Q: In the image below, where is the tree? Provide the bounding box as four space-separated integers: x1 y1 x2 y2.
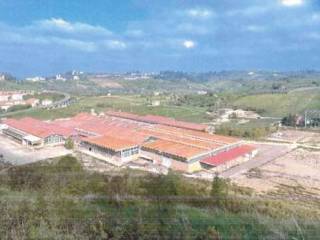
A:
64 138 74 149
210 175 228 208
281 114 297 127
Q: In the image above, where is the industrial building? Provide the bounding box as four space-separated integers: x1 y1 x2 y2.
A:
0 117 71 148
0 111 257 173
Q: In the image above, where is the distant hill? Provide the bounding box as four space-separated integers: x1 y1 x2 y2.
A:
2 70 320 95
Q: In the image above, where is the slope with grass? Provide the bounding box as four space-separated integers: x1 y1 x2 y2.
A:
0 155 319 239
233 89 320 117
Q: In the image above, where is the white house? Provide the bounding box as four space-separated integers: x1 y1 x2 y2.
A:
41 99 53 106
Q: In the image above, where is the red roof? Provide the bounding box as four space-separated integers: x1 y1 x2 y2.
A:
142 139 206 160
200 145 256 167
3 117 72 138
84 135 138 151
143 115 207 131
106 111 207 132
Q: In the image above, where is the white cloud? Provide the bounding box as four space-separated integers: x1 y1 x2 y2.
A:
0 29 97 52
281 0 304 7
40 18 73 31
245 25 267 33
104 40 127 50
185 8 214 19
52 38 97 52
183 40 196 49
35 18 112 36
227 6 271 17
176 23 209 35
0 19 128 53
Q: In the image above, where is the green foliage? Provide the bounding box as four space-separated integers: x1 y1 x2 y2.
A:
55 155 82 172
215 125 274 139
281 114 300 127
210 176 228 208
64 138 74 149
7 104 31 112
0 156 320 239
233 89 320 117
23 92 65 102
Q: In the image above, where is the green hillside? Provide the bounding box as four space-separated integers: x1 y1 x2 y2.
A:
0 155 319 239
233 88 320 117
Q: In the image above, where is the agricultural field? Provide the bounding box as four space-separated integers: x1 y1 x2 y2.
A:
23 92 65 102
3 95 209 123
232 88 320 117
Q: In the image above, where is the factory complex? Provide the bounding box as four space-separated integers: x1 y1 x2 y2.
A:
0 111 257 173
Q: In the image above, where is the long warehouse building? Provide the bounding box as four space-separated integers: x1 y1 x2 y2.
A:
0 111 257 173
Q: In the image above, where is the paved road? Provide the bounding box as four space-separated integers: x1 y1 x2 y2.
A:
0 90 72 118
0 135 72 165
220 143 295 179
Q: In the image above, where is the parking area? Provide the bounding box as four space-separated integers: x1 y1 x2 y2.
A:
0 134 72 165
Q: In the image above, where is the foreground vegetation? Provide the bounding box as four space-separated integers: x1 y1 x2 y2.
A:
0 155 319 239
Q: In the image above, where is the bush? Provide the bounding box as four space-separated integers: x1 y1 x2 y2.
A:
7 104 31 112
55 155 82 172
64 138 74 149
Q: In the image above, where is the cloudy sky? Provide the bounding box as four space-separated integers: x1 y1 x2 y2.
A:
0 0 319 77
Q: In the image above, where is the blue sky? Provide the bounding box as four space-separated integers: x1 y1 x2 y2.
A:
0 0 319 77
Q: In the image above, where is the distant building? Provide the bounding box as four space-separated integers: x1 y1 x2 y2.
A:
197 90 208 95
41 99 53 106
0 105 11 112
151 100 161 106
56 74 66 81
25 98 40 107
0 94 10 102
25 76 46 82
10 93 24 101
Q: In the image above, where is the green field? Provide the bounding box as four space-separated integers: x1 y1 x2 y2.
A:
233 89 320 117
23 92 65 102
3 95 209 123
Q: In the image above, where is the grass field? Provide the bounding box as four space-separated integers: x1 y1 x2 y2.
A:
3 95 209 123
233 89 320 117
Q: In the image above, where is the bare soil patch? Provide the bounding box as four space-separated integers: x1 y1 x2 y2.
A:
234 148 320 196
